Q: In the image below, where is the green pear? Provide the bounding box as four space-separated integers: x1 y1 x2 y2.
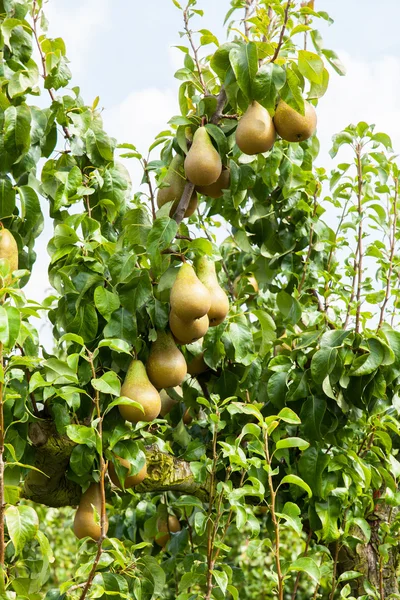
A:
119 360 161 423
170 263 211 321
273 100 317 142
196 167 230 199
157 154 198 218
187 352 209 376
108 455 147 489
0 228 18 283
160 386 182 417
196 256 229 326
146 331 187 389
73 483 108 541
184 127 222 186
169 311 209 345
155 515 181 547
235 101 276 155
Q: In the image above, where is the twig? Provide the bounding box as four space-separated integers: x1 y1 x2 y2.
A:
377 177 398 329
183 5 207 94
16 344 41 418
291 529 312 600
355 144 364 334
172 182 195 225
298 191 318 293
329 541 340 600
79 353 107 600
205 409 220 600
142 159 157 221
31 1 71 141
324 198 351 312
244 0 254 37
264 428 284 600
0 343 4 569
210 89 227 125
270 0 292 63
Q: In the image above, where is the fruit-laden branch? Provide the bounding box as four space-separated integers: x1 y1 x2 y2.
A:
23 422 209 507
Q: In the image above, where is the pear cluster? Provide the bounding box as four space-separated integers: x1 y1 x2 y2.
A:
235 99 317 156
169 258 229 344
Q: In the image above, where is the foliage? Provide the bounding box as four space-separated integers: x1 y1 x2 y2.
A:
0 0 400 599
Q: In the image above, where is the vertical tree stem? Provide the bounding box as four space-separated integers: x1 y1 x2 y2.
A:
79 353 107 600
298 191 318 293
264 428 284 600
183 4 207 94
0 343 4 569
378 177 398 329
329 541 340 600
270 0 292 63
355 144 364 333
205 410 219 600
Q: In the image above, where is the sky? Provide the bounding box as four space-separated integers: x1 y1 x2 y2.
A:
25 0 400 346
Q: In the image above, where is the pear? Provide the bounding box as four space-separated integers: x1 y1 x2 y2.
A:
155 515 181 547
146 331 187 389
119 360 161 423
235 101 276 155
0 228 18 283
184 127 222 186
187 352 209 376
170 263 211 321
108 455 147 489
196 257 229 326
157 155 198 218
274 100 317 142
160 386 181 417
233 274 259 298
170 312 209 345
73 483 108 541
183 407 193 425
196 168 230 199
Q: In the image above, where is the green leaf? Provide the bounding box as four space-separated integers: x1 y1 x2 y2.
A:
277 291 301 324
321 49 346 76
94 286 120 321
0 307 9 345
104 395 145 416
5 306 20 349
320 329 349 348
298 50 324 84
98 338 131 354
229 42 258 99
92 371 121 396
253 310 276 356
65 425 97 448
3 104 31 166
315 496 341 542
276 502 302 535
5 505 39 556
267 372 287 408
349 338 384 376
276 437 309 451
337 571 363 584
288 557 320 582
311 347 337 384
212 570 228 594
278 407 301 424
0 177 16 217
103 308 136 343
280 474 312 498
298 447 329 497
300 396 326 441
70 444 95 476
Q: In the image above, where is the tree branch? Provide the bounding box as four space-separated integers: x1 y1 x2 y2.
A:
378 176 398 329
172 182 195 225
355 144 364 334
142 159 157 221
183 5 208 94
210 88 227 125
270 0 292 63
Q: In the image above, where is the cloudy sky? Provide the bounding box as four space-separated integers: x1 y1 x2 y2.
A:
27 0 400 344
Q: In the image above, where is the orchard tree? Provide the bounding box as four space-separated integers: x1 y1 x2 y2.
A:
0 0 400 599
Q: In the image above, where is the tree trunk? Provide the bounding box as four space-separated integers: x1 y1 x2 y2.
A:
23 421 209 507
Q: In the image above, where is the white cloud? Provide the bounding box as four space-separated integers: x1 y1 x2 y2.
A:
317 52 400 165
102 87 178 187
45 0 111 74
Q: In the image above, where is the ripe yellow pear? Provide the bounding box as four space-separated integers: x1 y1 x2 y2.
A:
170 312 209 345
119 360 161 423
184 127 222 186
0 228 18 283
146 331 187 389
235 101 276 155
73 483 108 541
155 515 181 547
159 386 181 417
196 168 230 199
170 263 211 321
196 256 229 327
157 154 198 218
274 100 317 142
187 352 209 376
108 455 147 489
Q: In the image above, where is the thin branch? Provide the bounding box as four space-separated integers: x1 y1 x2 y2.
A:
172 182 195 225
264 428 284 600
355 144 364 334
31 1 71 140
329 541 340 600
270 0 292 63
298 191 318 293
79 354 107 600
291 529 312 600
244 0 254 37
0 343 4 569
378 177 398 329
210 88 227 125
142 159 157 221
324 197 351 312
183 5 208 94
205 409 219 600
